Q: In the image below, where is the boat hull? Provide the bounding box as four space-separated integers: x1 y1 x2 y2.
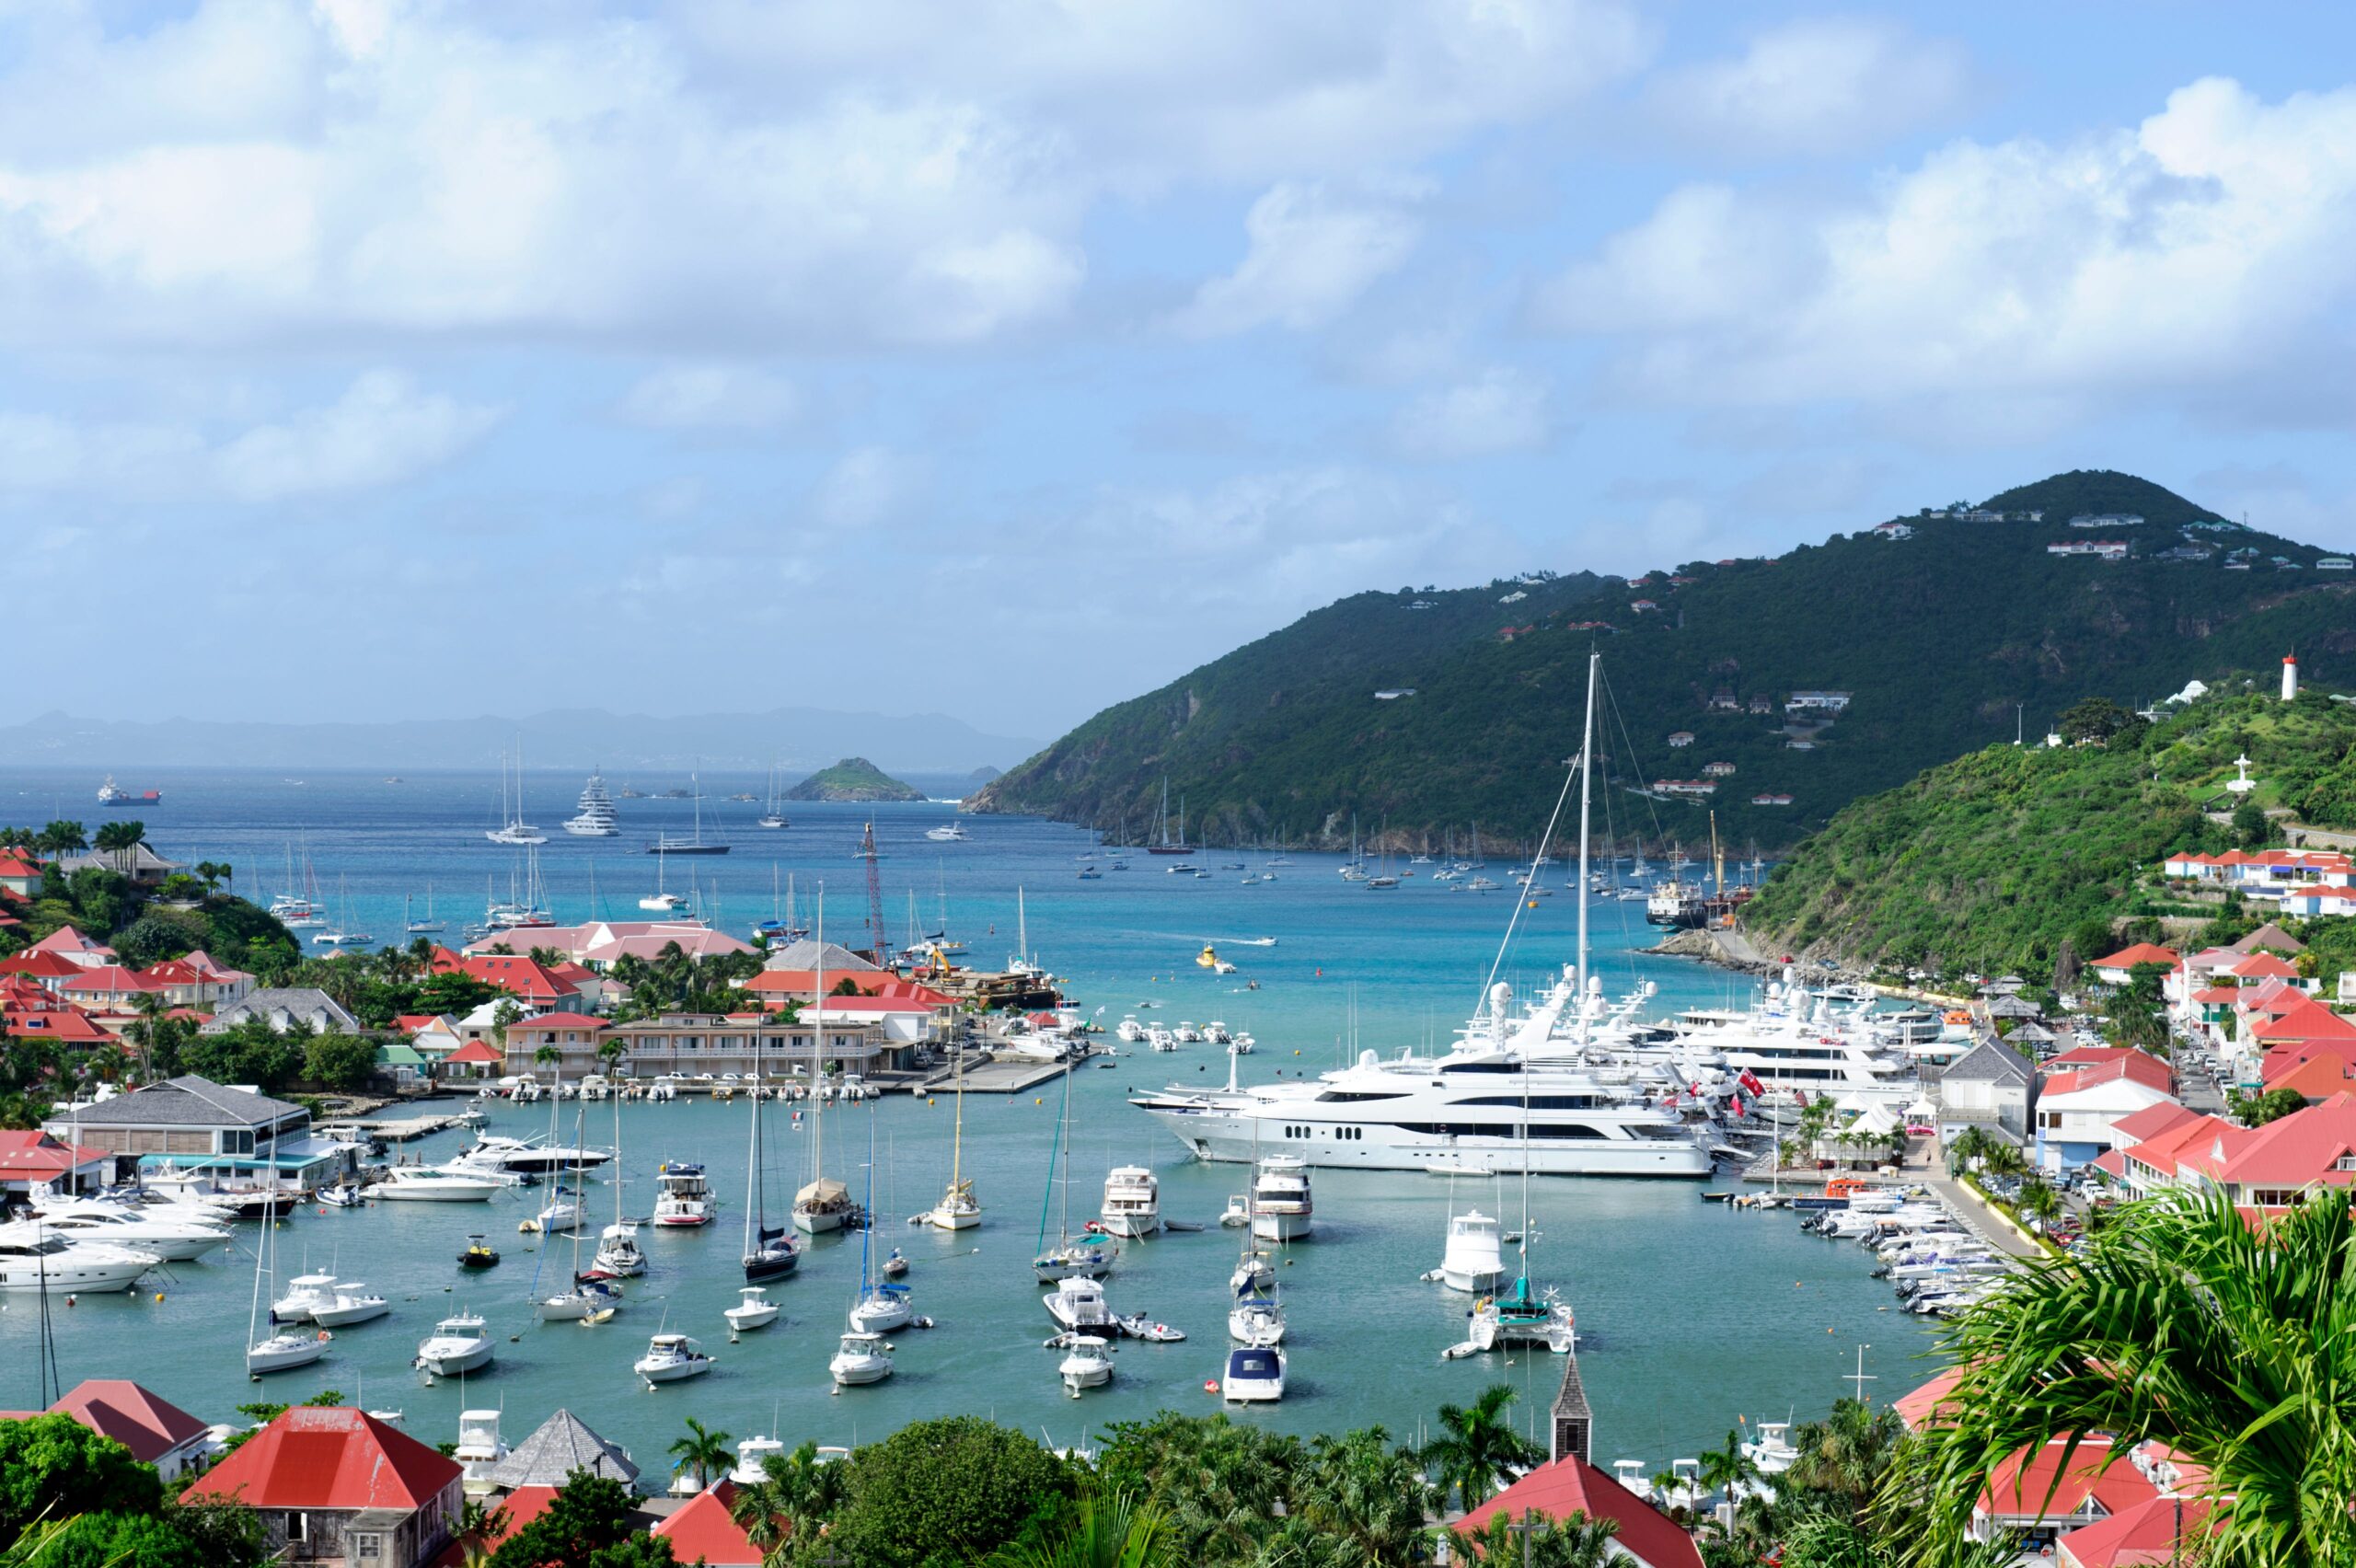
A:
1250 1212 1311 1242
636 1357 712 1385
248 1336 329 1376
312 1299 389 1328
725 1306 780 1332
1100 1215 1160 1239
831 1357 893 1386
792 1208 848 1235
1149 1113 1712 1178
417 1343 494 1377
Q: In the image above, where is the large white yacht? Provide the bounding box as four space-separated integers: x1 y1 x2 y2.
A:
1132 978 1713 1178
0 1226 160 1292
566 770 620 836
1666 977 1919 1113
1248 1157 1312 1241
1100 1167 1161 1239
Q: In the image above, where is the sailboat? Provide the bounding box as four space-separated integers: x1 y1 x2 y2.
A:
537 1101 621 1320
639 848 687 914
1228 1159 1286 1346
921 1049 981 1230
1148 778 1194 854
831 1136 900 1387
793 901 856 1234
593 1090 646 1277
488 745 549 846
270 837 327 928
310 873 372 948
1034 1065 1112 1282
1467 651 1598 1359
757 763 789 831
405 885 445 935
849 1110 913 1332
246 1169 327 1377
742 1067 799 1282
648 767 732 855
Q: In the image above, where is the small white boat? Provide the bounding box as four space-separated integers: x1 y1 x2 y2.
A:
414 1313 495 1378
1102 1167 1161 1239
849 1282 913 1334
455 1409 509 1496
1057 1334 1114 1397
1045 1275 1116 1333
311 1284 391 1328
1228 1289 1286 1346
368 1168 505 1203
1114 1016 1146 1043
1219 1194 1251 1228
830 1331 895 1386
1438 1210 1506 1294
925 823 968 842
523 1194 584 1234
1221 1344 1286 1403
634 1332 714 1387
595 1223 647 1276
724 1287 779 1332
247 1330 329 1378
271 1270 340 1323
1425 1157 1496 1179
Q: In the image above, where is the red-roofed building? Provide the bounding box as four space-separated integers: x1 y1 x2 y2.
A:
2260 1043 2356 1102
444 1040 505 1077
0 949 89 993
37 1379 214 1480
2117 1112 2242 1197
2232 952 2301 981
2059 1493 2215 1568
1894 1365 1967 1432
2181 1091 2356 1216
28 927 116 969
498 1013 609 1079
138 955 255 1009
1973 1437 2160 1553
2248 998 2356 1051
1456 1455 1703 1567
2035 1049 2181 1173
0 1129 111 1196
452 954 574 1009
653 1480 764 1565
2091 944 2179 986
54 965 170 1010
183 1404 461 1567
6 1008 116 1047
0 853 43 899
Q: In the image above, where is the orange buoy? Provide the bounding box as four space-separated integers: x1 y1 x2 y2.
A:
1204 1379 1219 1393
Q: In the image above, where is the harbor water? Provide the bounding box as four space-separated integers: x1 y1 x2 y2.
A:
0 768 1934 1469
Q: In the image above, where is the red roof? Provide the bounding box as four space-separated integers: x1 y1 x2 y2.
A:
182 1405 459 1513
6 1010 113 1043
0 951 86 980
57 966 169 997
514 1012 606 1032
2039 1048 2172 1096
2258 1049 2356 1099
2190 986 2242 1006
0 1129 107 1177
2109 1101 2200 1146
2122 1113 2240 1179
2092 943 2179 973
446 1041 505 1066
1894 1365 1967 1431
2089 1148 2128 1179
453 954 572 1003
1979 1437 2156 1522
2206 1091 2356 1193
2231 953 2300 980
0 853 43 881
1457 1456 1703 1567
44 1379 208 1464
2059 1493 2214 1568
29 928 111 958
653 1481 763 1566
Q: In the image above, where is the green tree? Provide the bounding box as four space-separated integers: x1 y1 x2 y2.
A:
0 1414 162 1539
304 1031 380 1094
489 1470 676 1568
1095 1412 1298 1566
91 820 146 857
2234 1085 2308 1126
1423 1384 1545 1513
1783 1398 1903 1520
976 1487 1172 1568
2015 1177 2062 1228
1695 1427 1762 1505
37 821 87 855
2054 698 2134 745
731 1440 850 1564
2232 799 2270 847
827 1416 1076 1568
1894 1185 2356 1566
492 997 523 1061
1280 1427 1437 1567
1455 1508 1620 1567
666 1417 733 1492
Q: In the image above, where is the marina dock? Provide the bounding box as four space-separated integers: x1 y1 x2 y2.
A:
912 1057 1075 1095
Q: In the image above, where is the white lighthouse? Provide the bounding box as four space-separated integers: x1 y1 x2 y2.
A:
2283 651 2300 702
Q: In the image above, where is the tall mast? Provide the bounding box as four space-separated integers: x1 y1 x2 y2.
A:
1576 650 1597 1044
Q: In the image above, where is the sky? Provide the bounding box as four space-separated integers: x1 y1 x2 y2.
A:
8 0 2356 735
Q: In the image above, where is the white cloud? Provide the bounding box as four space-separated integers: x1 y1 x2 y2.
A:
1179 182 1424 335
1540 78 2356 415
1646 18 1971 158
213 372 502 501
810 446 930 532
618 364 803 432
1392 367 1553 460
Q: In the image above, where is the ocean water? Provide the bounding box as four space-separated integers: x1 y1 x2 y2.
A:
0 768 1931 1470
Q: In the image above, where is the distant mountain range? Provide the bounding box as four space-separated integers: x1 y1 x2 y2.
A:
974 471 2356 849
0 707 1045 774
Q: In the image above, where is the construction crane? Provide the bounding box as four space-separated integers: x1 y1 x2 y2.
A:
860 820 890 967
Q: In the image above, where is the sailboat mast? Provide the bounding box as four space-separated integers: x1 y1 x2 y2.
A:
1576 651 1598 1043
744 1065 762 1255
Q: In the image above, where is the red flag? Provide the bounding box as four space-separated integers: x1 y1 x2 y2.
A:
1730 1093 1747 1119
1738 1068 1767 1097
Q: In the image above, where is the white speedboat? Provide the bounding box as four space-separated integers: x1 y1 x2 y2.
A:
368 1168 505 1203
595 1223 647 1276
731 1434 786 1483
1101 1167 1161 1239
925 823 968 842
1221 1344 1287 1403
830 1331 895 1386
1228 1289 1286 1346
456 1136 614 1177
725 1287 779 1332
271 1270 341 1323
1115 1016 1146 1043
311 1284 391 1328
1249 1156 1312 1242
0 1227 158 1292
1045 1275 1117 1333
1058 1335 1114 1397
455 1410 509 1497
1439 1210 1506 1293
634 1332 713 1387
414 1313 495 1378
247 1330 329 1377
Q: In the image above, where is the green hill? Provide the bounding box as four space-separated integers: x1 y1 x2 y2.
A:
1738 690 2356 978
975 470 2356 848
785 757 925 802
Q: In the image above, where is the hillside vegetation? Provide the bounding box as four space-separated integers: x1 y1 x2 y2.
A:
1739 691 2356 977
785 756 925 802
976 471 2356 849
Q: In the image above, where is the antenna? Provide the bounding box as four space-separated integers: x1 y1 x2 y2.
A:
1844 1343 1877 1403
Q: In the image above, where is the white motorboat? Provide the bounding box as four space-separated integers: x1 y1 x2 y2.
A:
1221 1344 1287 1403
414 1313 495 1378
0 1227 158 1293
594 1222 647 1276
311 1284 391 1328
1114 1016 1146 1043
652 1162 714 1228
634 1332 714 1387
1219 1193 1250 1228
1101 1167 1161 1239
456 1135 614 1177
1057 1335 1114 1397
1228 1288 1286 1346
725 1286 780 1332
731 1434 786 1484
830 1331 895 1386
925 823 968 842
28 1200 230 1261
1045 1275 1116 1333
271 1274 340 1325
1439 1210 1505 1293
368 1168 506 1203
1249 1156 1312 1242
247 1330 329 1377
455 1410 509 1497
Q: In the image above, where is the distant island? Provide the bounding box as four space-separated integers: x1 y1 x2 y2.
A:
785 757 926 802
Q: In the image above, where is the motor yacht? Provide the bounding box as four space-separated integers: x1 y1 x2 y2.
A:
367 1167 507 1203
1044 1276 1116 1333
652 1162 714 1228
456 1410 509 1497
414 1313 495 1378
566 771 620 836
1438 1209 1505 1292
1249 1157 1312 1241
1057 1335 1114 1396
312 1284 391 1328
456 1136 613 1176
925 823 968 842
634 1332 714 1387
724 1286 779 1332
1101 1167 1161 1238
1221 1345 1287 1403
0 1226 159 1292
271 1270 341 1322
29 1202 230 1261
830 1331 895 1386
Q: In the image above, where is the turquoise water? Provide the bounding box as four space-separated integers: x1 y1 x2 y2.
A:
0 769 1932 1470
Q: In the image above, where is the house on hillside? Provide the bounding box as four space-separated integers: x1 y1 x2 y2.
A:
1938 1037 2035 1143
1748 694 1775 714
55 843 185 886
2048 539 2131 560
1665 731 1694 748
182 1406 461 1568
3 1380 217 1482
202 987 360 1035
2069 513 2146 528
1703 761 1737 778
1784 690 1851 713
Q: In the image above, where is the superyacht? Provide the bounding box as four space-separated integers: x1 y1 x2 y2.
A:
566 770 620 836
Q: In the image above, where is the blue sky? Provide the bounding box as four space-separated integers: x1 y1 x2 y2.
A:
7 1 2356 733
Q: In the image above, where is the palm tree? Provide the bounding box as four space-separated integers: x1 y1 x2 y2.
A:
1457 1507 1619 1567
534 1044 559 1092
977 1487 1172 1568
2015 1178 2062 1228
1895 1184 2356 1567
37 821 87 856
1695 1427 1761 1506
124 992 172 1082
730 1441 849 1564
1288 1428 1436 1566
1425 1384 1546 1513
667 1416 733 1492
1944 1125 1990 1175
1978 1140 2027 1181
1784 1398 1902 1516
597 1035 627 1085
